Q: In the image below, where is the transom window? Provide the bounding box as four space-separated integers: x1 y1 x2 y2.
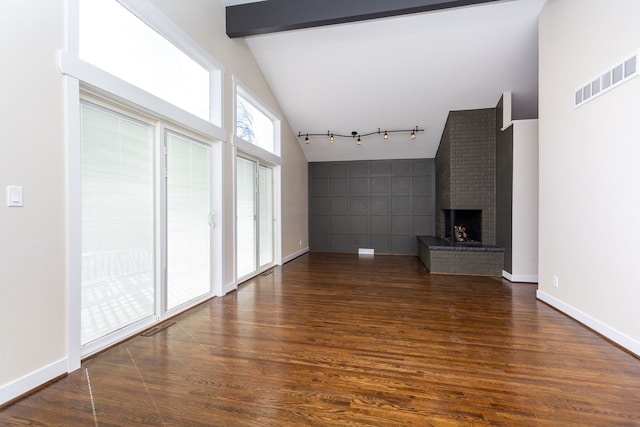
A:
79 0 213 122
235 86 279 157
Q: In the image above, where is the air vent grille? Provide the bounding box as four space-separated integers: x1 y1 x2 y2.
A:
574 50 638 108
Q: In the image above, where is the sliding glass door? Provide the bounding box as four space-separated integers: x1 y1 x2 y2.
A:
236 156 274 280
80 100 215 352
258 164 274 268
236 157 257 278
80 102 156 346
166 131 212 310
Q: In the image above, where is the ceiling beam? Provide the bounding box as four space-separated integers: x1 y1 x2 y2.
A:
226 0 502 38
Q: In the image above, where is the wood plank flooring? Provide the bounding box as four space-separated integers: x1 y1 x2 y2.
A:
2 252 640 425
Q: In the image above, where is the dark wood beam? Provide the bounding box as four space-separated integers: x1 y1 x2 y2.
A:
226 0 502 38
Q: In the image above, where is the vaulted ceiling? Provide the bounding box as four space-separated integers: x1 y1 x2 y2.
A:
220 0 545 162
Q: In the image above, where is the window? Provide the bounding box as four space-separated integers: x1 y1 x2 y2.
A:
80 98 214 354
234 83 280 162
166 131 212 310
233 81 280 283
236 94 275 153
67 0 224 132
80 101 156 346
64 0 224 362
236 156 275 280
79 0 211 121
236 156 257 278
258 164 274 267
79 97 217 356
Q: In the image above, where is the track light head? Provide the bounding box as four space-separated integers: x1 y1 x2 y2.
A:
411 126 419 139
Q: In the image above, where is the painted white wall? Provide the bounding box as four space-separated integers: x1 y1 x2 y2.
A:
538 0 640 354
511 120 538 281
0 0 308 404
0 0 67 392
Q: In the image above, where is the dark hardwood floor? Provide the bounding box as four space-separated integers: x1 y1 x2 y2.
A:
2 252 640 426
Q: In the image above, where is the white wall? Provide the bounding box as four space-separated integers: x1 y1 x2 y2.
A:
538 0 640 355
0 0 68 399
511 120 538 281
0 0 308 404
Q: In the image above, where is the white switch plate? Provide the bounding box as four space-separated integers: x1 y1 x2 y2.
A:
7 185 23 207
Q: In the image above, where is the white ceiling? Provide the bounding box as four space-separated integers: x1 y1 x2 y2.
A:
221 0 545 162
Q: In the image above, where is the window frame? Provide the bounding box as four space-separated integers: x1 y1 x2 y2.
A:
76 90 224 358
233 153 281 285
61 0 225 139
63 0 225 371
233 77 282 166
78 96 159 356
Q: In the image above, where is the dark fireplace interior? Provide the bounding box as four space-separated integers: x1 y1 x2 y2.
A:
444 209 482 245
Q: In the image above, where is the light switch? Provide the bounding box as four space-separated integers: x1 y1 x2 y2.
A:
7 185 23 207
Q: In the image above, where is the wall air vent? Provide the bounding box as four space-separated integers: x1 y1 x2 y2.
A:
574 50 638 108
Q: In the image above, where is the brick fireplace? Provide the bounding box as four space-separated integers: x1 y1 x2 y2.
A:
436 108 496 245
444 209 482 245
418 108 504 275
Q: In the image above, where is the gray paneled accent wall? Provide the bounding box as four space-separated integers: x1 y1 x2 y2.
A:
309 159 436 255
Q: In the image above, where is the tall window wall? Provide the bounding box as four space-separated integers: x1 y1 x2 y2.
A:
234 82 281 282
63 0 224 360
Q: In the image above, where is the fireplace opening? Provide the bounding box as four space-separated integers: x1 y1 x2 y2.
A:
444 209 482 245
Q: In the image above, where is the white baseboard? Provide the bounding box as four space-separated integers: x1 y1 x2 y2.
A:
0 358 67 406
502 270 538 283
223 280 237 295
282 247 309 264
537 290 640 357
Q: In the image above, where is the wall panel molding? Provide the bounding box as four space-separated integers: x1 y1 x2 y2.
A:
309 159 435 255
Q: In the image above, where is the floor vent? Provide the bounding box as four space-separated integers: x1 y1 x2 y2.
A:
574 50 638 108
261 269 274 276
141 321 176 337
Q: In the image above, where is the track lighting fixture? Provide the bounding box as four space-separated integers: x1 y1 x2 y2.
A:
298 126 422 145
